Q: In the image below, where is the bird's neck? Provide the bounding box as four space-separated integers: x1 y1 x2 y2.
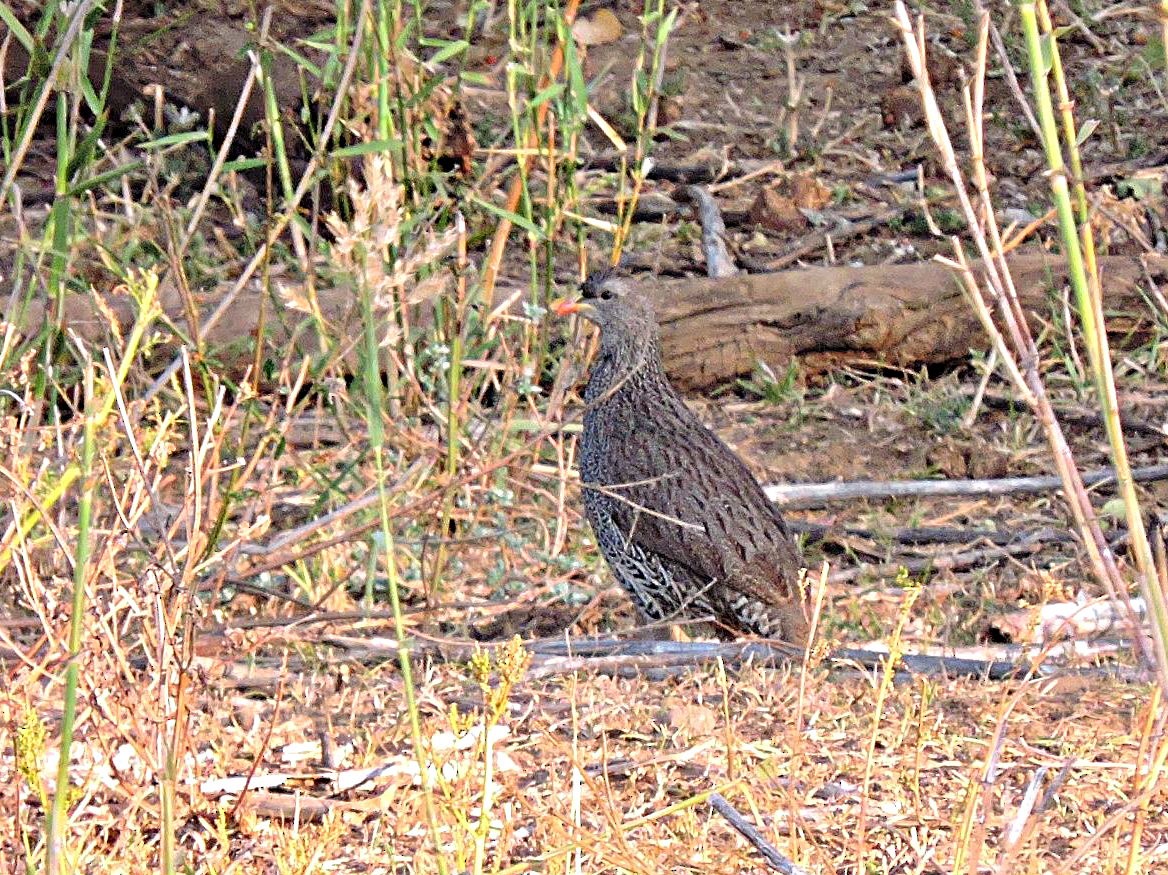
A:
585 336 669 404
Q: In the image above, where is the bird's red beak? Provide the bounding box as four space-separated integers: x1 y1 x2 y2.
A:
551 297 583 317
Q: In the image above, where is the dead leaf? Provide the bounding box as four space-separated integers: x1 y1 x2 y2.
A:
665 699 718 741
749 187 808 233
572 9 623 47
789 172 831 210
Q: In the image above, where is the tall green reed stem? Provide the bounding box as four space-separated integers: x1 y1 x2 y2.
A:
1018 0 1168 692
612 0 675 263
359 261 450 873
45 363 96 874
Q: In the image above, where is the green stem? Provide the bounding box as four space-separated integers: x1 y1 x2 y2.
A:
45 364 97 874
259 46 295 205
360 258 449 874
1018 0 1168 691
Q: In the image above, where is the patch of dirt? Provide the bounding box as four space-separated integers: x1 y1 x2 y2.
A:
583 0 1167 269
5 2 1168 870
12 1 1167 251
7 0 1165 649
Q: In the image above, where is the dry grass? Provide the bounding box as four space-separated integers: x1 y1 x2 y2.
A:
4 623 1165 871
2 0 1167 872
2 314 1165 871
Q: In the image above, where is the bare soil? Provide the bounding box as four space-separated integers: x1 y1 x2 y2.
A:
4 0 1168 871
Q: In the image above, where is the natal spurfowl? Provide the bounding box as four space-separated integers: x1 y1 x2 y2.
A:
555 272 811 644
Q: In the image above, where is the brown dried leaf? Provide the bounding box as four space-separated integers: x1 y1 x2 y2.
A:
749 187 808 233
665 699 718 740
789 172 832 210
572 8 623 47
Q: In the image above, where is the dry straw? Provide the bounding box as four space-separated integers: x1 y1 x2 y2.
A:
891 0 1168 694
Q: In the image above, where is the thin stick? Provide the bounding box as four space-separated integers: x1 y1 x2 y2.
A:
963 347 998 427
986 17 1043 142
761 208 899 271
764 463 1168 509
680 185 738 277
709 793 810 875
826 539 1045 584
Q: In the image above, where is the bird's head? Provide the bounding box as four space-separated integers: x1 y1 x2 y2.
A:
552 271 658 353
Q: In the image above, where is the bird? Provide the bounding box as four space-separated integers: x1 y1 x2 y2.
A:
554 271 811 645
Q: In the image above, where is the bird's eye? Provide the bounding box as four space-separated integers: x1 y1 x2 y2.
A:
599 288 615 300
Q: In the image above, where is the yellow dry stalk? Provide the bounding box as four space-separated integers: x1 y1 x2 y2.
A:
0 269 161 576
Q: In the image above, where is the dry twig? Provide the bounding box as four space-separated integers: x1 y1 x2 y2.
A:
765 462 1168 509
709 793 810 875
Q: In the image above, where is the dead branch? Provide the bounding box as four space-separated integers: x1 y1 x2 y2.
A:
709 793 810 875
788 519 1080 547
650 253 1168 389
765 463 1168 510
677 185 738 277
22 253 1167 391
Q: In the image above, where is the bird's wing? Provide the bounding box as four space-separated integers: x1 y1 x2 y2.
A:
590 401 810 640
597 405 801 593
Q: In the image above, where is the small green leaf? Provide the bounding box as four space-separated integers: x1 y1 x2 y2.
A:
303 25 338 47
331 138 403 158
272 41 322 79
1099 497 1128 520
80 74 102 118
562 27 588 117
426 39 469 66
1074 118 1099 146
1038 33 1055 76
221 157 268 173
67 160 144 196
460 70 491 87
530 82 565 108
0 4 36 54
140 130 211 150
657 7 678 45
469 195 543 238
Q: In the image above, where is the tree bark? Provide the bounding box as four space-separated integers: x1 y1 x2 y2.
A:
650 252 1166 389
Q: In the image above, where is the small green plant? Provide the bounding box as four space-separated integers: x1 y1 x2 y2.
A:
1126 134 1150 159
933 208 965 233
831 183 855 205
953 0 980 49
736 360 801 406
905 382 968 434
767 129 793 160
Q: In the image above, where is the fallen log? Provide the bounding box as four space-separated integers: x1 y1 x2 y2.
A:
19 252 1167 389
650 252 1167 389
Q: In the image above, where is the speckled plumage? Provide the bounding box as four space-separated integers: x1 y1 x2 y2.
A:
568 272 810 644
